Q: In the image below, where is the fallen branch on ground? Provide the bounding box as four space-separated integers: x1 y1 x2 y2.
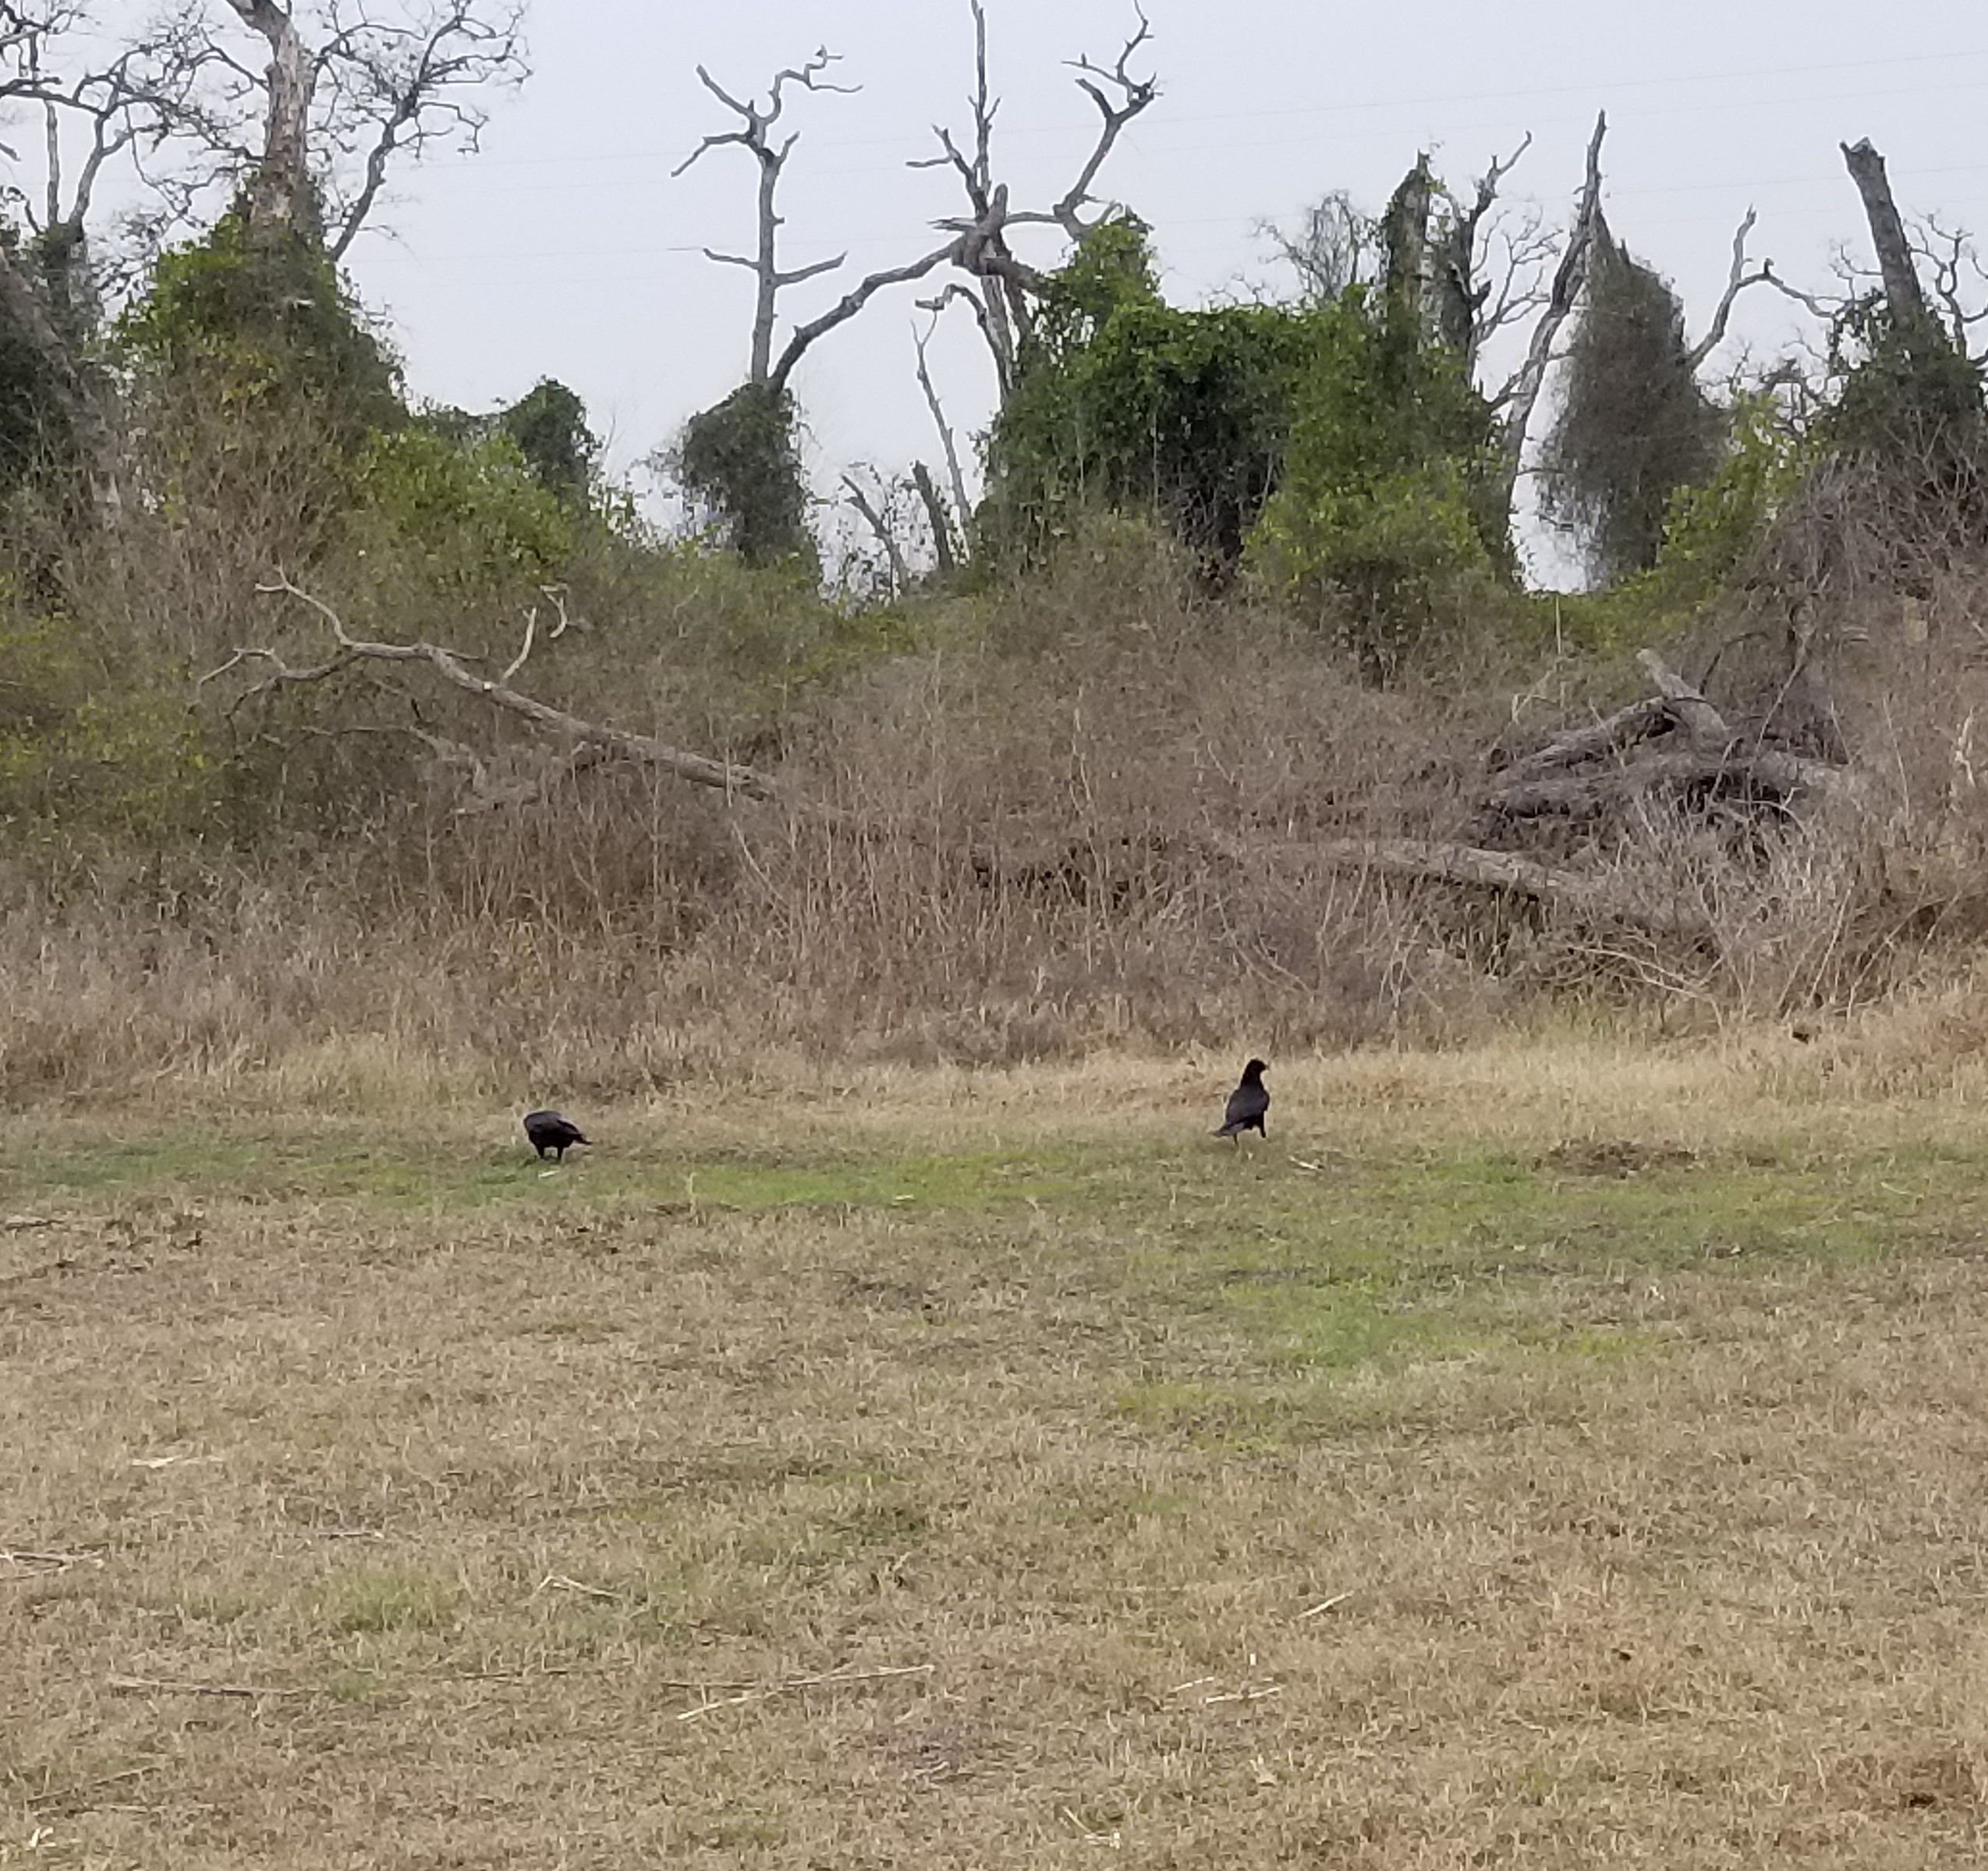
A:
673 1661 934 1720
108 1674 304 1699
207 576 777 805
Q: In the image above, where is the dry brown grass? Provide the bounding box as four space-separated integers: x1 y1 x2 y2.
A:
9 1042 1988 1866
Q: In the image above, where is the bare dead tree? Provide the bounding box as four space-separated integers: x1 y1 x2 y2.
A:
673 48 858 384
908 2 1030 399
217 0 526 254
1492 110 1606 515
675 47 962 399
1257 190 1380 303
912 1 1157 403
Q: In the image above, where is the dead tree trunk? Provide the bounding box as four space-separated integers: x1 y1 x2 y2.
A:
1841 139 1931 331
1380 154 1433 345
911 461 959 573
0 236 121 512
225 0 316 243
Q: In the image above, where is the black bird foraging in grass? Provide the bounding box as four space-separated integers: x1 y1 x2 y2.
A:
1215 1058 1269 1140
523 1109 590 1161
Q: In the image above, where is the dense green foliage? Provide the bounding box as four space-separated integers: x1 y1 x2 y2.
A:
1822 296 1988 512
983 214 1506 668
430 377 601 508
1248 285 1504 668
119 204 403 441
496 377 599 506
983 220 1316 575
0 222 105 500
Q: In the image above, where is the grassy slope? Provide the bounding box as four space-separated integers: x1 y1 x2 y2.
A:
6 1044 1988 1866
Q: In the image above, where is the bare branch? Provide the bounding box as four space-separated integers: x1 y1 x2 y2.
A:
767 239 956 395
1495 109 1606 507
1685 207 1773 370
773 251 845 289
913 307 972 531
841 471 909 594
238 576 778 801
1052 5 1157 238
1758 261 1839 323
919 278 1009 402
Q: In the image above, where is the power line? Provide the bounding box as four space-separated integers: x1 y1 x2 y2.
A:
433 45 1988 174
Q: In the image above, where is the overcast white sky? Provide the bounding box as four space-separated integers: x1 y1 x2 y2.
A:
296 3 1987 574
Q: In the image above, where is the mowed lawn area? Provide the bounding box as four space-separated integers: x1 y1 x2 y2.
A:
8 1044 1988 1867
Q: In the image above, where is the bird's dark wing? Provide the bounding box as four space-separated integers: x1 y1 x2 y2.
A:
1223 1082 1270 1129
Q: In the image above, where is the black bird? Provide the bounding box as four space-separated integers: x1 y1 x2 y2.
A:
523 1109 590 1161
1215 1058 1270 1140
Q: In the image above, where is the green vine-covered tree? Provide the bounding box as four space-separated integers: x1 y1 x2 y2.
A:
120 201 404 445
1536 221 1726 585
674 380 817 570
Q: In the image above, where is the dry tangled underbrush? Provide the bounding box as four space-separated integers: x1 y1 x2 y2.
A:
9 472 1988 1105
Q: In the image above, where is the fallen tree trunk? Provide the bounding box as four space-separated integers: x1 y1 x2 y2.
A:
1309 838 1710 939
1487 746 1858 817
1484 647 1866 819
1496 696 1674 784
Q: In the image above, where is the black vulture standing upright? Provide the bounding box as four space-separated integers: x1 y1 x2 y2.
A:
1215 1058 1270 1140
523 1109 590 1161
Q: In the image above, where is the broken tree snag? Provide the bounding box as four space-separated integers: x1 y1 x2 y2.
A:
1841 139 1933 331
1632 648 1730 749
910 462 959 574
213 577 778 804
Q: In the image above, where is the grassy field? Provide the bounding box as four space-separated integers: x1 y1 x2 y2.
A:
8 1039 1988 1866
